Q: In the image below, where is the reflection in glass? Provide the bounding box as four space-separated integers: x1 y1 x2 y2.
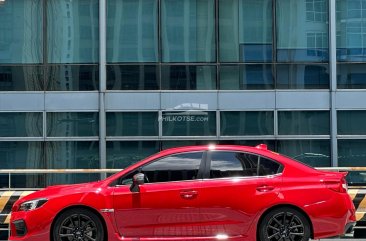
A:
161 0 215 62
161 65 216 90
106 141 159 168
336 0 366 61
162 140 217 150
0 66 43 91
107 65 159 90
338 111 366 135
47 112 99 137
277 0 328 62
220 65 273 90
162 111 216 136
0 0 43 64
337 64 366 88
0 142 44 169
218 140 275 151
106 112 158 136
46 141 99 184
46 65 99 91
107 0 158 62
0 113 42 137
338 140 366 167
47 0 99 63
219 0 272 62
278 111 330 135
221 111 274 136
277 140 330 167
277 64 329 89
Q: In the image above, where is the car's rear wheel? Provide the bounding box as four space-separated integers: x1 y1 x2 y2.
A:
52 208 104 241
259 207 311 241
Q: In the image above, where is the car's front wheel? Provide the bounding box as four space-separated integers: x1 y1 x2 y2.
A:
258 207 311 241
52 208 104 241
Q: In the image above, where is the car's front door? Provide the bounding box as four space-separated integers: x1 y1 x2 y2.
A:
113 151 205 238
198 151 283 239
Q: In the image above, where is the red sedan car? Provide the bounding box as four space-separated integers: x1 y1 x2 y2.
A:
10 145 355 241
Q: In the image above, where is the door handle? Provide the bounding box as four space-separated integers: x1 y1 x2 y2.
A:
256 185 275 192
180 190 198 199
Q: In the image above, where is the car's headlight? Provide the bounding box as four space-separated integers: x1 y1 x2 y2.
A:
19 198 48 211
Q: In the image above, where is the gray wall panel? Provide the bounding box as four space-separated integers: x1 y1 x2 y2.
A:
276 91 330 109
219 92 275 110
106 92 160 110
0 93 44 111
45 92 99 111
336 91 366 109
161 92 217 110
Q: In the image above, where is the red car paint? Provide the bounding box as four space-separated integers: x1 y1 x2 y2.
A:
9 145 356 241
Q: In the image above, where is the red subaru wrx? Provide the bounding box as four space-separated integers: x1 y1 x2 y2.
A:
10 145 356 241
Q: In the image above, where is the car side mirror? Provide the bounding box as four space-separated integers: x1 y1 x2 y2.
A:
130 173 145 193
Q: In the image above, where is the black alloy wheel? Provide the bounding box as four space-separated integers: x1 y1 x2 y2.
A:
53 208 104 241
259 207 311 241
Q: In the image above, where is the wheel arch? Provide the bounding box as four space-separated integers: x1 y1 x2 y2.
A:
50 205 108 241
256 204 314 241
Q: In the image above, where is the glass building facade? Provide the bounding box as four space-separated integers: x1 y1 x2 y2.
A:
0 0 366 187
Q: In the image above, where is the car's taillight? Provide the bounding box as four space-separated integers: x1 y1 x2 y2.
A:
325 177 348 193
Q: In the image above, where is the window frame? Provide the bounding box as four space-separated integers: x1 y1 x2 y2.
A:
203 150 284 180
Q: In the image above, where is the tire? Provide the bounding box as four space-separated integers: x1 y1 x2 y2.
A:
52 208 104 241
258 207 311 241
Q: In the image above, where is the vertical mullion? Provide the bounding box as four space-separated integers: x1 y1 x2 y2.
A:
329 0 337 167
99 0 107 178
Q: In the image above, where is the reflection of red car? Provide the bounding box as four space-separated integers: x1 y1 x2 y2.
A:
10 145 356 241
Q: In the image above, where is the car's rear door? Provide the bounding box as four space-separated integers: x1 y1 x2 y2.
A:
113 151 206 238
198 151 283 238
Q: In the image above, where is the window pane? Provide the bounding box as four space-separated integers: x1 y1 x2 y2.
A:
336 0 366 61
46 141 99 168
220 65 274 90
46 65 99 91
277 0 329 62
107 0 158 62
258 157 281 176
218 140 275 151
162 111 216 136
338 139 366 167
162 140 217 150
142 152 202 182
106 141 160 168
107 65 159 90
47 0 99 63
0 113 42 137
220 111 274 136
0 0 43 63
277 140 331 167
161 0 215 62
0 142 44 169
161 65 216 90
210 152 258 178
219 0 272 62
338 110 366 135
337 63 366 88
47 112 99 137
276 64 329 89
0 66 43 91
278 111 330 135
106 112 158 136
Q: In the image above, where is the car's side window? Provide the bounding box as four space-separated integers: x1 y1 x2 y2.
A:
209 151 283 179
210 152 259 178
258 157 282 176
118 152 203 185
